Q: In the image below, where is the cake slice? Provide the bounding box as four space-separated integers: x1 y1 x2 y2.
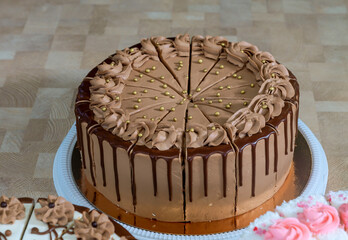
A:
22 195 134 239
0 196 34 240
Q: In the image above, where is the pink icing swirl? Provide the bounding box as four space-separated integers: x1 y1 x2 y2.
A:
264 218 311 240
298 203 340 235
338 203 348 230
226 41 259 67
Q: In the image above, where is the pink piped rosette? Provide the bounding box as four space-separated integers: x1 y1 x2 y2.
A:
240 192 348 240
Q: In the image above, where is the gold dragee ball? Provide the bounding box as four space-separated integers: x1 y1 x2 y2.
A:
198 59 203 64
215 71 220 75
163 84 168 88
218 99 223 103
132 91 137 95
145 68 150 73
237 75 242 79
188 115 193 120
216 93 221 97
159 106 165 111
179 60 183 64
130 48 134 52
219 86 223 90
269 87 275 91
271 73 276 77
138 133 143 137
154 96 159 100
200 97 205 101
139 74 143 78
214 112 220 116
126 120 130 124
177 67 182 70
196 88 201 92
211 126 216 130
165 91 170 96
243 102 248 106
233 73 237 78
134 105 139 109
151 118 155 121
143 115 147 119
190 128 195 132
160 76 165 79
171 107 175 112
194 104 198 108
173 117 177 122
133 78 138 82
101 107 107 112
171 95 175 99
241 90 245 94
208 100 213 104
179 63 184 67
137 98 141 103
219 65 224 69
182 90 187 94
150 79 155 83
227 85 231 89
203 68 208 72
143 89 148 93
262 105 268 109
152 66 156 70
250 83 255 88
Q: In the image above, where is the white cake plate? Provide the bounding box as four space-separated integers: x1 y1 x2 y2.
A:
53 119 328 240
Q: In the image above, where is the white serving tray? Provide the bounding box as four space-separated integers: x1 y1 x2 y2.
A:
53 119 328 240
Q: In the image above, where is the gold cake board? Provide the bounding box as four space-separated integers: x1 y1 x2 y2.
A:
71 132 311 235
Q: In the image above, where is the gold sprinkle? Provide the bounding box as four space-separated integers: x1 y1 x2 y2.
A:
143 115 147 119
250 83 255 88
101 107 107 112
237 75 242 79
179 60 183 64
196 88 201 92
154 96 159 100
159 106 165 111
203 68 208 72
262 105 268 109
211 126 216 130
261 60 266 64
241 50 244 53
240 90 245 94
188 115 192 120
179 63 184 67
171 107 175 112
137 98 142 103
219 65 224 69
138 133 143 137
214 112 220 116
232 73 237 78
115 96 120 100
182 90 187 94
177 67 182 70
229 102 232 105
171 95 175 99
227 85 231 89
271 73 276 77
198 59 203 64
126 120 130 124
194 104 198 108
226 104 231 109
269 87 275 91
145 68 150 73
219 86 224 90
134 105 139 109
139 74 143 78
218 99 223 103
180 101 184 105
162 84 168 89
110 62 115 66
105 78 110 83
152 66 156 70
143 89 148 93
189 93 192 97
215 71 220 75
160 76 165 79
221 43 226 47
130 48 134 52
183 98 187 101
200 97 205 101
132 91 137 95
208 100 213 104
133 78 138 82
216 93 221 97
151 118 155 121
190 128 195 132
150 79 155 83
173 117 177 122
243 102 248 106
164 91 170 96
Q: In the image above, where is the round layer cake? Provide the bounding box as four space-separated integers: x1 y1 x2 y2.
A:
75 35 299 222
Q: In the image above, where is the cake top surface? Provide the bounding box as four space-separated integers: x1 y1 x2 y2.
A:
82 34 296 150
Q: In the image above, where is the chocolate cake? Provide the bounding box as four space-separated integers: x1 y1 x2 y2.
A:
75 35 299 222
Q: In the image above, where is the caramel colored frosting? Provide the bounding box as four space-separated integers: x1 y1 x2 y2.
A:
87 35 296 150
34 195 74 226
0 195 25 224
74 210 115 240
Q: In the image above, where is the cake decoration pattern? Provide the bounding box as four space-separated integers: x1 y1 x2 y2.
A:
241 192 348 240
75 35 299 222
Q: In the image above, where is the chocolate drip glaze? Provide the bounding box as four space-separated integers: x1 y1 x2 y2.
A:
187 144 234 202
86 132 96 186
290 109 294 152
112 146 121 202
129 151 137 206
130 146 179 204
31 225 74 239
0 232 8 240
75 117 86 169
97 136 106 187
265 138 270 175
235 127 279 198
284 116 288 155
